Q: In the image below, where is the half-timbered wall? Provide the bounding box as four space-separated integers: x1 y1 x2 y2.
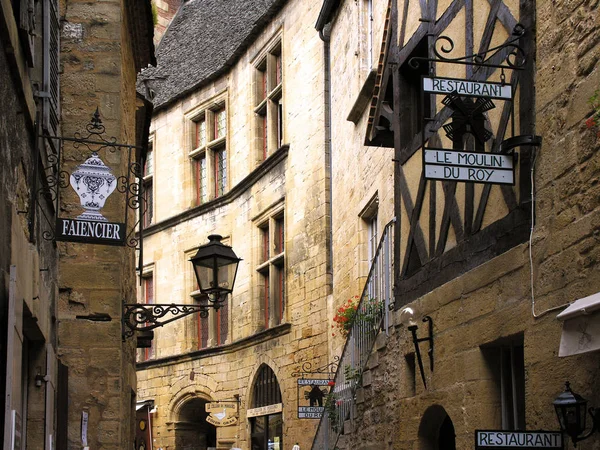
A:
368 0 536 304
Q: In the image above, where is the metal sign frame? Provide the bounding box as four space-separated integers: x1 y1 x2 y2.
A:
38 108 144 249
291 358 338 420
409 25 528 187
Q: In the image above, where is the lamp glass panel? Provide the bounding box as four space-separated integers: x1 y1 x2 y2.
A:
194 265 214 291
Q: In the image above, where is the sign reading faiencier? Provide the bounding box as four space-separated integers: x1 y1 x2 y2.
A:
423 148 515 185
423 77 513 100
475 430 563 449
56 218 126 246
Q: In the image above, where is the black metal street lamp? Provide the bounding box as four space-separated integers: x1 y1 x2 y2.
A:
123 235 241 338
190 234 241 303
553 382 600 447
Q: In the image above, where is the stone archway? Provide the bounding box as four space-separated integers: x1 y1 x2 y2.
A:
418 404 456 450
174 397 217 450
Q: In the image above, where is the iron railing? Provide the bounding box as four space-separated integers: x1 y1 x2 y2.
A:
311 219 395 450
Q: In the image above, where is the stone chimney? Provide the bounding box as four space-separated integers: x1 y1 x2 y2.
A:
153 0 182 45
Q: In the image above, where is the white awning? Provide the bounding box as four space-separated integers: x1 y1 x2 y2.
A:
557 292 600 321
557 292 600 357
136 400 154 411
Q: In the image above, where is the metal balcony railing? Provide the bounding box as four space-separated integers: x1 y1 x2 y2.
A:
311 219 395 450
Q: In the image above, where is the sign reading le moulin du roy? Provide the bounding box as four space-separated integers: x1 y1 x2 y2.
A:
475 430 563 449
424 148 515 185
423 77 513 100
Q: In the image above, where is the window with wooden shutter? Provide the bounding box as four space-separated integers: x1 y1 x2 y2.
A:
15 0 35 66
42 0 60 137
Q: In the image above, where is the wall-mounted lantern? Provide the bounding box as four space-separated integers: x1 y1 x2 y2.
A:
553 382 599 447
190 234 241 303
123 235 241 338
399 306 434 388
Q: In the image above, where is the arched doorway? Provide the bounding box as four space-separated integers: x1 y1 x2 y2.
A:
418 405 456 450
249 364 283 450
174 397 217 450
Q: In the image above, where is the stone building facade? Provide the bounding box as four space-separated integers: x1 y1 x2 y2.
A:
138 0 600 449
312 0 600 449
135 1 332 449
1 0 154 449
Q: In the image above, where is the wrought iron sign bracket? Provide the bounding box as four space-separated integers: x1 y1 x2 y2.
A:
409 24 528 73
37 108 145 250
291 356 340 379
292 357 339 420
122 299 224 339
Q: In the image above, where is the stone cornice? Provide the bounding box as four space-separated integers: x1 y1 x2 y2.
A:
136 323 292 370
141 144 289 237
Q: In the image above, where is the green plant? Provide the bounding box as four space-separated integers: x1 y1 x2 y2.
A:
357 297 383 330
344 364 362 384
151 1 158 26
324 391 339 432
332 296 383 337
585 89 600 137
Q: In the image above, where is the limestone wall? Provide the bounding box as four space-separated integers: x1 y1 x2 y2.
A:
57 0 143 448
137 0 333 448
325 0 600 448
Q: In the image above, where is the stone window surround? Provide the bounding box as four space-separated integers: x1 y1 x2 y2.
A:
251 32 283 166
138 263 155 362
253 201 285 330
143 134 155 227
184 92 229 206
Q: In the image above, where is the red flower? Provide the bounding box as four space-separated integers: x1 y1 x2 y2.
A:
586 117 596 129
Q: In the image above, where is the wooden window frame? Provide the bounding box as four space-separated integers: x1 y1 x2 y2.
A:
253 38 283 165
142 143 154 227
255 206 285 329
186 97 228 206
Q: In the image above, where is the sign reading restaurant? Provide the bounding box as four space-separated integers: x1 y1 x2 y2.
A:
423 76 513 100
475 430 563 449
296 378 333 419
423 148 515 185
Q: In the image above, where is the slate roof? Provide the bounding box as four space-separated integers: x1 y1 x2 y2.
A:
139 0 287 111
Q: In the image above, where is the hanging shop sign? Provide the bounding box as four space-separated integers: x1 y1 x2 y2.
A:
406 25 529 188
292 358 338 420
39 108 143 248
423 148 515 185
475 430 563 449
423 77 513 100
246 403 282 418
205 402 238 426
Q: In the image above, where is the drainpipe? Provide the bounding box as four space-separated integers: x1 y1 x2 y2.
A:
319 24 333 294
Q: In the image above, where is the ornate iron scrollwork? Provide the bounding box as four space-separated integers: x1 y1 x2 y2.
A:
122 300 226 338
37 108 144 249
291 356 340 378
409 24 527 71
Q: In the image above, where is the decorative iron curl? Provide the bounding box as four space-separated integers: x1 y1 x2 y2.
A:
130 161 142 178
408 24 527 71
122 302 221 337
126 221 140 248
291 356 340 377
117 175 129 194
37 186 57 204
42 229 55 241
59 170 70 188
